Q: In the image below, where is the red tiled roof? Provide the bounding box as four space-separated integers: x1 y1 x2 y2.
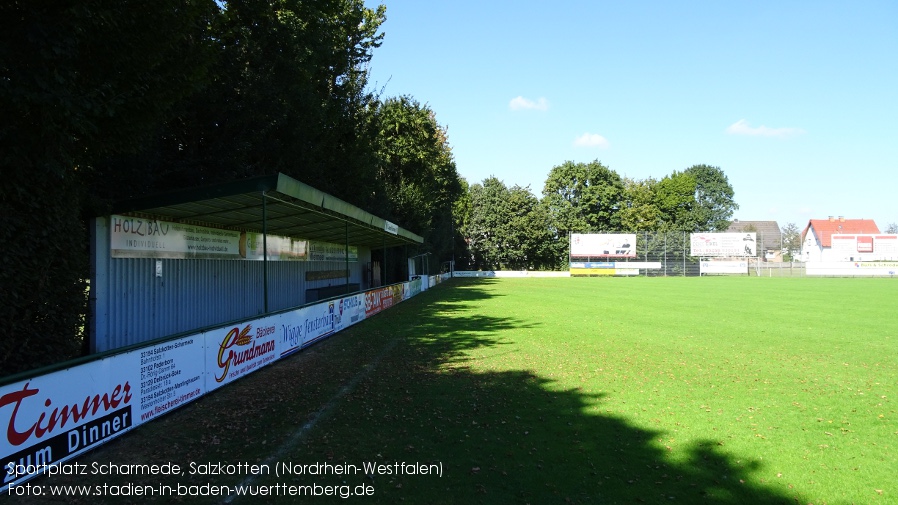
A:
801 219 880 248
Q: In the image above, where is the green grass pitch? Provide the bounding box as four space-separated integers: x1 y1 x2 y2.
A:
12 277 895 504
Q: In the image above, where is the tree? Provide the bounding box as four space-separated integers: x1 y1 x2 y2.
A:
465 178 508 270
452 177 474 269
781 222 801 260
619 177 661 231
542 160 624 233
886 223 898 234
464 178 554 270
654 171 698 231
0 0 218 374
683 164 739 231
542 160 624 265
375 96 463 266
89 0 388 207
0 0 401 375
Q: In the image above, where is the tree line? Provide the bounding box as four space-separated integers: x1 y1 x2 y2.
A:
458 161 739 270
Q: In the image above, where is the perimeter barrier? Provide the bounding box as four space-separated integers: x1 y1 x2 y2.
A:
0 273 452 487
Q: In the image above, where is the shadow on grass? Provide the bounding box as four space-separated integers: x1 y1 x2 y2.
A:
284 279 802 504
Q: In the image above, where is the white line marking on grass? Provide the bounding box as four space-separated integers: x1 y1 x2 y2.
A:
222 338 399 504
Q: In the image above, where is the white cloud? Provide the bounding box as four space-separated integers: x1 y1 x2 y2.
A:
726 119 805 138
509 96 549 111
573 132 610 149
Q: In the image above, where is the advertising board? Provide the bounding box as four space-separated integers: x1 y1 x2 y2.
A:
0 277 431 487
110 215 241 259
570 234 637 258
700 260 749 274
807 262 898 276
0 335 204 487
690 233 756 257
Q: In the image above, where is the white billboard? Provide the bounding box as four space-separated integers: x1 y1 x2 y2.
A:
807 261 898 276
831 234 898 261
690 233 756 257
570 233 637 258
700 260 749 274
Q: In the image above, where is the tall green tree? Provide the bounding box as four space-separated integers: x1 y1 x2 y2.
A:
90 0 388 207
465 178 554 270
683 164 738 231
452 178 473 269
0 0 218 374
542 160 624 265
376 96 463 266
542 160 624 234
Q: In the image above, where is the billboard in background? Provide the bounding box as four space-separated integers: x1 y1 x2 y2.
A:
570 234 637 258
831 234 898 260
690 233 756 257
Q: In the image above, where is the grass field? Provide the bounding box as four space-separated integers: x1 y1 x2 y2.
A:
10 277 896 504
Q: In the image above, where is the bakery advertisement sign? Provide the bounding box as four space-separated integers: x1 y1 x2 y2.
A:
206 315 280 391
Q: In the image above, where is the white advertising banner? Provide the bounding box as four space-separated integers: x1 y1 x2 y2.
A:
807 262 898 276
241 233 309 261
0 360 136 486
239 234 359 262
134 336 205 424
299 301 338 348
110 215 242 259
700 260 749 274
111 215 358 262
570 234 637 258
0 334 205 486
613 262 662 269
278 294 365 359
308 241 359 262
690 233 756 257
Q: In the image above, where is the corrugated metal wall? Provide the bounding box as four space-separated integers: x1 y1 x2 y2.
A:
92 218 371 352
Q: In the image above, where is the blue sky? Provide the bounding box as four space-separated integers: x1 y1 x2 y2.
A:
363 1 898 229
